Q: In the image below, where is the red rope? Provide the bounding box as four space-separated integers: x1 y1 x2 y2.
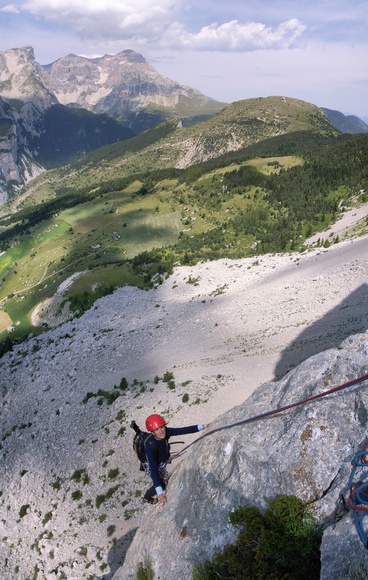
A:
348 442 368 513
170 372 368 461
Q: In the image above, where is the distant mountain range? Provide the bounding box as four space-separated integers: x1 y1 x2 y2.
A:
0 45 367 205
0 46 225 204
322 108 368 134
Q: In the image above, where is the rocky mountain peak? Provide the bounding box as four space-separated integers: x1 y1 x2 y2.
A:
0 45 36 67
0 45 55 103
0 45 222 117
40 48 200 113
109 48 147 64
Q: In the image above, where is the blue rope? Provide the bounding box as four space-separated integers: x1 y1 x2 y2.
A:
349 440 368 548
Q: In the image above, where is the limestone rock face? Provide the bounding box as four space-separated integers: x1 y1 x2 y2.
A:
0 96 44 202
116 333 368 579
41 49 213 117
1 249 368 578
0 47 217 118
0 46 55 103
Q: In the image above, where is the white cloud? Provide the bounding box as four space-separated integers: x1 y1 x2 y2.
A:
18 1 307 51
0 0 366 116
21 0 176 42
164 18 306 51
0 3 20 13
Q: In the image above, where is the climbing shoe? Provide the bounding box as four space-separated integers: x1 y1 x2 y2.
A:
143 497 158 505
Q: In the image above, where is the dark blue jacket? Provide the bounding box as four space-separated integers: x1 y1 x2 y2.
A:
145 425 202 493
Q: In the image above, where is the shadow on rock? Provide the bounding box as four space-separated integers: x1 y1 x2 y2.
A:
97 527 138 580
275 284 368 379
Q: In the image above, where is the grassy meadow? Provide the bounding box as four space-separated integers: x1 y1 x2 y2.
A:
0 156 297 342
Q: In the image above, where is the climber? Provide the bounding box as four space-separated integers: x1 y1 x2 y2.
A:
143 413 210 506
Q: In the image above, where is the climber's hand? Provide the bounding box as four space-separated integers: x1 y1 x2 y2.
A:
158 493 167 506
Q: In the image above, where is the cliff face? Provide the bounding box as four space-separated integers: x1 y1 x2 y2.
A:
0 47 221 120
0 46 56 103
117 333 368 579
0 96 44 203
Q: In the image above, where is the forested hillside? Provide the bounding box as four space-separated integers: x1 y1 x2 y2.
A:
0 127 367 354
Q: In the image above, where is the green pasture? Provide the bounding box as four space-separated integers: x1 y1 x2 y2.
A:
196 156 303 181
59 190 183 261
0 220 69 274
67 263 145 296
117 210 182 258
60 186 178 231
245 156 303 174
0 287 48 341
122 180 144 194
0 222 71 312
0 310 12 333
152 178 179 192
0 187 184 339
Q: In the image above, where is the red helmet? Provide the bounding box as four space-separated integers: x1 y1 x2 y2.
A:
145 414 166 432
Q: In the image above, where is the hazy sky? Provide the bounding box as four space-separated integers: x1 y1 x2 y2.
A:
0 0 367 118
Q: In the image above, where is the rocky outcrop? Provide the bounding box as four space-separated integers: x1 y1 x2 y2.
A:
0 46 55 104
1 279 236 579
116 333 368 579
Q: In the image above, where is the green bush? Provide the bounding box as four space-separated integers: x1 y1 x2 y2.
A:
163 370 174 383
118 377 128 390
108 468 119 480
71 468 89 485
107 524 116 537
136 558 154 580
42 512 52 525
19 504 30 518
193 495 322 579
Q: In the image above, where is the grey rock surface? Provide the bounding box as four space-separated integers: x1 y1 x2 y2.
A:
116 333 368 579
1 242 368 578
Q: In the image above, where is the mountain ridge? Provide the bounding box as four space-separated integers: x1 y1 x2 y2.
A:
322 107 368 134
1 45 368 206
40 48 224 122
1 46 225 120
8 96 340 208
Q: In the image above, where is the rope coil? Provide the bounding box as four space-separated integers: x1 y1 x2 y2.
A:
348 441 368 548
